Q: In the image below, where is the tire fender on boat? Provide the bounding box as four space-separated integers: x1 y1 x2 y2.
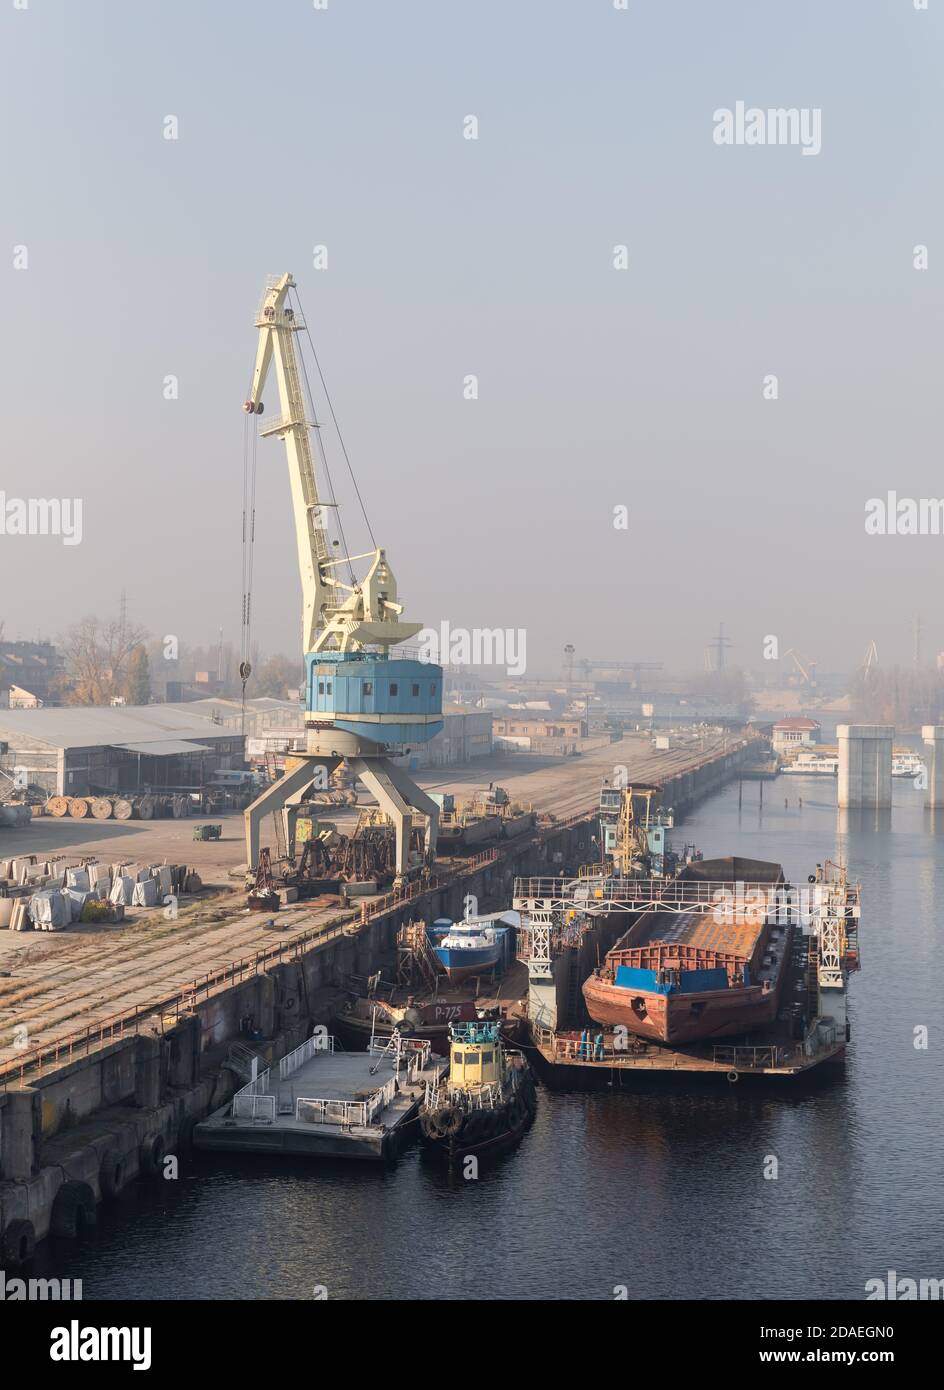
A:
438 1106 463 1138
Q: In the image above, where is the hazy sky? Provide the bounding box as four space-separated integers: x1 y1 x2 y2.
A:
2 0 942 676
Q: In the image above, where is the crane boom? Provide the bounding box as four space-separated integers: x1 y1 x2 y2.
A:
243 273 420 655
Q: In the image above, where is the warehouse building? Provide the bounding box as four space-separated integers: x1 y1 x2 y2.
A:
0 705 244 798
160 696 303 740
394 705 492 769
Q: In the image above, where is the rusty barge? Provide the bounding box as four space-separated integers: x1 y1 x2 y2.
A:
582 857 790 1045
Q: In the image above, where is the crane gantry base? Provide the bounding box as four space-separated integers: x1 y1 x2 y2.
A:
243 752 441 883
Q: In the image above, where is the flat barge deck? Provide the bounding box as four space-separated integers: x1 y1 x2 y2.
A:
527 1026 846 1086
195 1034 446 1161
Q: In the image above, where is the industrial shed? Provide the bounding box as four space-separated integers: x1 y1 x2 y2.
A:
0 706 244 798
394 705 493 769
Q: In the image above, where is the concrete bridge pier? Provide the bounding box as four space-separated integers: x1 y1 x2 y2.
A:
922 726 944 808
837 725 893 809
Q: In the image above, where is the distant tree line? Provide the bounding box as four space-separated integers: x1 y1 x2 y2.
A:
850 667 944 730
48 612 302 707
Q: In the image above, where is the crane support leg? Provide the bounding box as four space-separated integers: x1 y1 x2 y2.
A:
351 760 414 881
375 761 441 861
243 756 339 869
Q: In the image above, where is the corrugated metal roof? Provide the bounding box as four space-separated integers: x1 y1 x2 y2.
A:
114 740 213 756
0 705 238 750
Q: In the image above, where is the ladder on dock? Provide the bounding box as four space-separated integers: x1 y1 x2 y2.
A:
396 919 440 991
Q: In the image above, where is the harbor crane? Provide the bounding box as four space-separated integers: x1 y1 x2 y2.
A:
240 273 443 879
783 648 817 689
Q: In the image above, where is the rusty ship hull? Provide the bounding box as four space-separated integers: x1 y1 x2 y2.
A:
582 857 791 1047
582 972 784 1045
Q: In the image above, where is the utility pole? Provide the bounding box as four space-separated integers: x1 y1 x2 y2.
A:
710 622 732 673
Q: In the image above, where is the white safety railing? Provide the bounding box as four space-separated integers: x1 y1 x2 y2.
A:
232 1093 276 1121
424 1078 503 1112
233 1067 271 1098
296 1097 367 1127
367 1033 431 1081
296 1073 398 1129
279 1032 335 1080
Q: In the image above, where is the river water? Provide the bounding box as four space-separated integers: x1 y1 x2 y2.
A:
30 773 944 1301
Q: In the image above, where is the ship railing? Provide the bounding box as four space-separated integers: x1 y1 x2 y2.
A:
279 1032 335 1079
295 1073 396 1129
296 1096 367 1127
368 1034 431 1080
232 1066 271 1098
232 1093 276 1122
711 1044 783 1070
424 1082 502 1111
513 875 809 922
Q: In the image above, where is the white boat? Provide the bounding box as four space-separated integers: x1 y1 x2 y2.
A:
892 753 926 779
780 754 838 776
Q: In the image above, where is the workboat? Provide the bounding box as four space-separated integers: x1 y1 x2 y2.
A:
582 857 792 1046
420 1020 536 1163
892 753 926 779
779 754 838 775
429 914 516 983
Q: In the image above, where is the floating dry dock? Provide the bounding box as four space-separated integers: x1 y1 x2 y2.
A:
195 1033 446 1161
528 1026 847 1086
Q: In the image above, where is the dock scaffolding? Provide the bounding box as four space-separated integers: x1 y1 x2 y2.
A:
513 869 859 972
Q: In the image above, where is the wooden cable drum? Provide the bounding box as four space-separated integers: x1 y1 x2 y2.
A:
46 796 70 818
68 797 90 819
136 796 154 821
113 798 133 821
90 798 113 820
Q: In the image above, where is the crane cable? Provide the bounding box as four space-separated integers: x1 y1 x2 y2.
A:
292 287 377 554
240 400 258 733
294 331 356 588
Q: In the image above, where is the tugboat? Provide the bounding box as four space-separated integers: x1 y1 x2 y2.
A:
420 1021 536 1164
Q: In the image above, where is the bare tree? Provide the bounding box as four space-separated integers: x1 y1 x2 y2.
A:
60 614 149 706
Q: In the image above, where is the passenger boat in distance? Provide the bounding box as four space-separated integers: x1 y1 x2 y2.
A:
420 1020 536 1164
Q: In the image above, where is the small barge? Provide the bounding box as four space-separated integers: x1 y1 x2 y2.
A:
195 1031 446 1162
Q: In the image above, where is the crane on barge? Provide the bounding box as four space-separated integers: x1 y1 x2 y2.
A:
240 273 443 880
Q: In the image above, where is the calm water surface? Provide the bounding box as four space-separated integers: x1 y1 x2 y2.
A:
31 774 944 1300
